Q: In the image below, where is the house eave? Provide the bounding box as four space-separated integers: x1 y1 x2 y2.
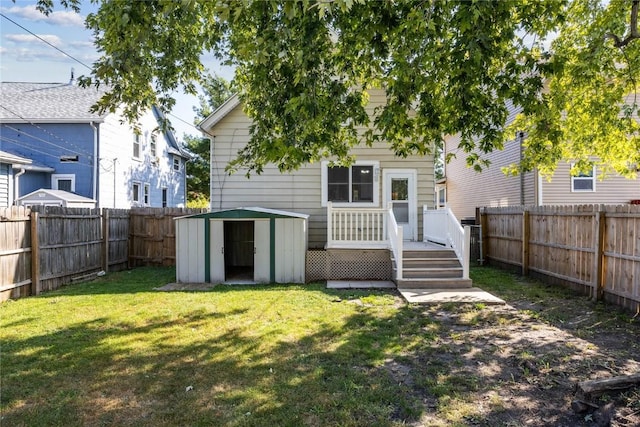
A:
197 94 240 131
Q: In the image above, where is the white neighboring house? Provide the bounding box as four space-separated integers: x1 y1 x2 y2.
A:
442 102 640 221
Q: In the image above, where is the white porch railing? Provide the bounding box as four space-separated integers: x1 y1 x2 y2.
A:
386 203 403 280
423 206 471 279
326 202 389 248
326 202 404 279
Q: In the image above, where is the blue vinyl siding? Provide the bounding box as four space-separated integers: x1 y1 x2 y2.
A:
0 123 95 199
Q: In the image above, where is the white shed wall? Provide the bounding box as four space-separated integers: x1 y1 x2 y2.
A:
175 218 205 283
275 217 306 283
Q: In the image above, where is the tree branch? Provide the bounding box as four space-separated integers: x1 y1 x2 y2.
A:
606 0 639 48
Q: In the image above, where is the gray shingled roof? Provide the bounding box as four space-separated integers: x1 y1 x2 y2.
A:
0 82 108 122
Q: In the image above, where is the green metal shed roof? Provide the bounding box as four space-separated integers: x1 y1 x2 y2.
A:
174 207 309 220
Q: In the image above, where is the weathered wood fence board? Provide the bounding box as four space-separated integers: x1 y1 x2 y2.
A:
106 209 130 271
35 207 103 292
481 204 640 312
0 206 32 300
129 208 206 267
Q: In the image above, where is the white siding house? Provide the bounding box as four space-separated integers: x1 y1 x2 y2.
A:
199 89 436 249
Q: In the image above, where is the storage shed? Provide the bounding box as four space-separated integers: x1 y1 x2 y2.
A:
16 189 96 208
175 207 309 284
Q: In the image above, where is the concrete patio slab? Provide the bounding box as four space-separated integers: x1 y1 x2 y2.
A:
326 280 396 289
399 287 505 304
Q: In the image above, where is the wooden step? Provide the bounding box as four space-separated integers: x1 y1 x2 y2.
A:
402 267 463 279
402 258 461 268
396 277 473 289
402 249 457 259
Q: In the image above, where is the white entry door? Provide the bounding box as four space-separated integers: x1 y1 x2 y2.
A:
383 170 417 241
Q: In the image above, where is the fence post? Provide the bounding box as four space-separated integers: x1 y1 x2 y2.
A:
522 208 530 276
592 207 606 301
463 225 471 279
30 210 40 296
480 208 488 265
102 208 110 273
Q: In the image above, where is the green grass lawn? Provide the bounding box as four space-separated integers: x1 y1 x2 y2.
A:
1 267 437 427
1 266 636 427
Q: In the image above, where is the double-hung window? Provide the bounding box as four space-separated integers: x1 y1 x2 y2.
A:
133 133 141 159
321 161 379 207
132 182 141 204
571 164 596 192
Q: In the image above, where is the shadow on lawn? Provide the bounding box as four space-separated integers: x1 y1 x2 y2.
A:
3 267 639 426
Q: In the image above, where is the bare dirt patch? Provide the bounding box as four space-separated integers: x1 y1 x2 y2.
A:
393 295 640 426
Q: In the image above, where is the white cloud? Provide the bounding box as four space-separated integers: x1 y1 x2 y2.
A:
5 33 63 47
2 5 85 27
69 40 94 49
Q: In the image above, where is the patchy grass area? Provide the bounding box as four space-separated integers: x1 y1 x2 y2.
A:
1 266 639 426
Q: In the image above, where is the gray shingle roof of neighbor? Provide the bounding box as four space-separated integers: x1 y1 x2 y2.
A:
0 81 108 123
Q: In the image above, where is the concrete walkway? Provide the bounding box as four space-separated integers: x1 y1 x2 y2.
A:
398 287 505 304
326 281 505 304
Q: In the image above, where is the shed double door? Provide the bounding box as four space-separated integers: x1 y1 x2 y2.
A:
209 219 270 283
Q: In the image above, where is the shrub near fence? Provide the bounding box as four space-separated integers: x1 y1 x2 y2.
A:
480 204 640 312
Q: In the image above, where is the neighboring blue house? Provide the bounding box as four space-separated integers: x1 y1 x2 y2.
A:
0 80 189 208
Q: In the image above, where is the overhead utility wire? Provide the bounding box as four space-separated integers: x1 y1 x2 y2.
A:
0 135 92 169
1 12 215 138
0 13 92 71
0 105 96 158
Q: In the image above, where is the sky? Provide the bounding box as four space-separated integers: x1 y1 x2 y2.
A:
0 0 234 139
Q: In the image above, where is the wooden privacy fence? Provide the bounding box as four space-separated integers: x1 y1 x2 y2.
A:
1 206 207 301
480 204 640 312
129 207 207 267
0 206 130 301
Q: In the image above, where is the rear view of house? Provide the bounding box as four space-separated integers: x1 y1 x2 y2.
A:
197 89 473 288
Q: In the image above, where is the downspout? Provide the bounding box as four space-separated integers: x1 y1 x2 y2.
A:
14 167 26 205
90 122 98 205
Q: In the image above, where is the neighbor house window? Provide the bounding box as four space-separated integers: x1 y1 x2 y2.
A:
132 182 141 203
150 134 157 157
144 184 150 205
52 174 75 192
571 164 596 192
133 133 141 159
436 186 446 209
173 156 180 171
321 161 379 207
60 155 79 162
162 188 167 207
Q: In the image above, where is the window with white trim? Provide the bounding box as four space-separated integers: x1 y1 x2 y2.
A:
571 164 596 192
173 156 180 171
321 161 379 207
52 174 75 192
132 182 141 204
144 184 150 205
150 134 157 157
436 186 446 209
133 133 141 159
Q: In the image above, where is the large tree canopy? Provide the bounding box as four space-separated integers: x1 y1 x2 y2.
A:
38 0 640 177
